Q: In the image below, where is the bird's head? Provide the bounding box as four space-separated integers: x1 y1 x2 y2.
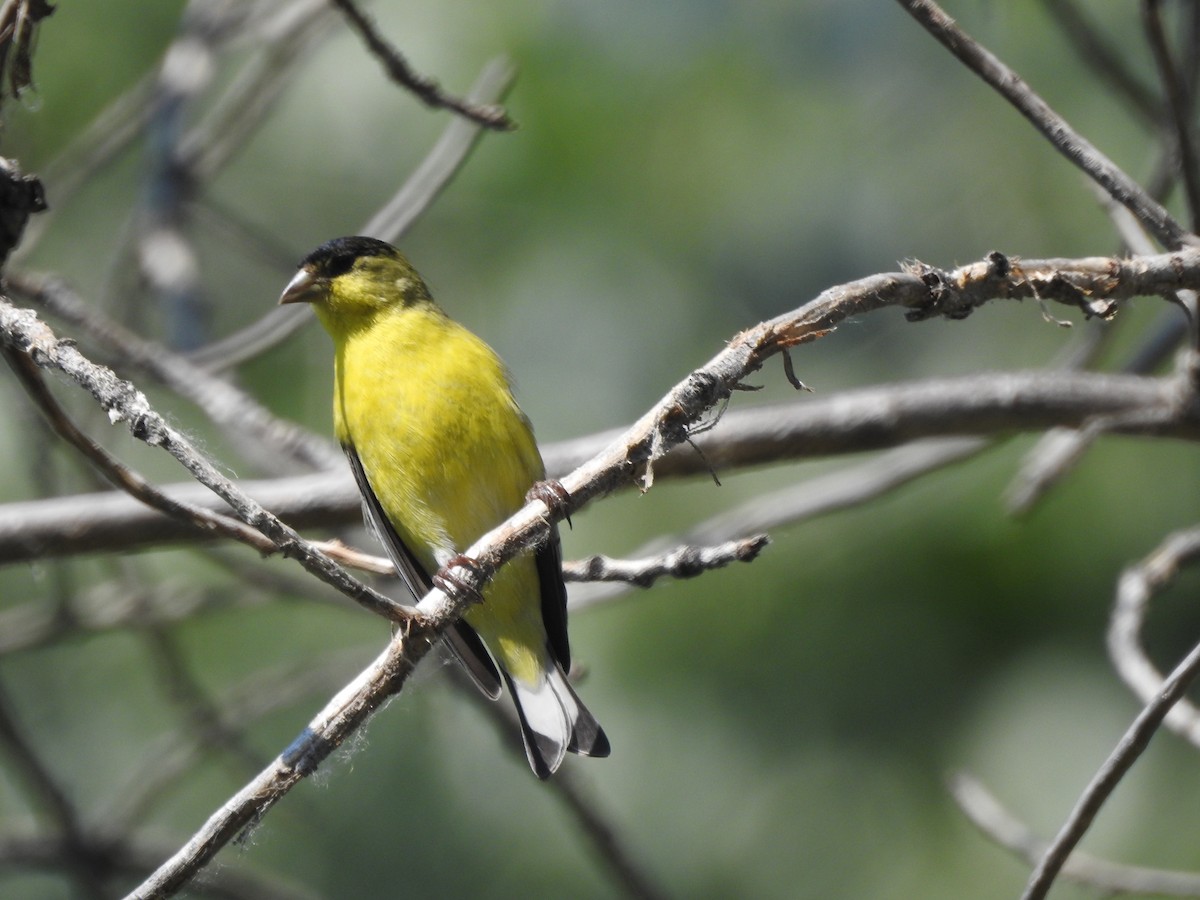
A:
279 236 434 336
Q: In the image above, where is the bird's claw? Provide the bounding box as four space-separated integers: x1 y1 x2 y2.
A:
527 479 572 529
433 554 486 605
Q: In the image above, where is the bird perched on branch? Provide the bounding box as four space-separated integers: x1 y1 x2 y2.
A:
280 236 609 778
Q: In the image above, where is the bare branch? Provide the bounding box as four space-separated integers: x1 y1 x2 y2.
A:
0 296 407 624
126 623 436 899
951 772 1200 896
0 365 1192 564
7 271 340 470
11 243 1197 894
1022 634 1200 899
896 0 1198 250
443 665 671 900
563 534 769 587
1 345 280 555
1042 0 1162 127
327 0 514 130
1109 524 1200 749
184 56 516 373
1142 0 1200 229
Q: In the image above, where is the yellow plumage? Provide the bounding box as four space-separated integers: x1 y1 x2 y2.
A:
280 236 608 777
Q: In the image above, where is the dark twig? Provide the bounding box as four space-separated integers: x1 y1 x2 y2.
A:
896 0 1198 250
101 652 363 834
327 0 514 130
1142 0 1200 229
0 678 106 899
1042 0 1162 127
0 0 55 108
444 664 671 900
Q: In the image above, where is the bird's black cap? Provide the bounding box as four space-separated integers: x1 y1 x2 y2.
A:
299 236 401 277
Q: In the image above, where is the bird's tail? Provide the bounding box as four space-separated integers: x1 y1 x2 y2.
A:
505 663 610 779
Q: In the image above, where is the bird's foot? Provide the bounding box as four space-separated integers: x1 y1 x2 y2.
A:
433 554 486 606
527 478 573 529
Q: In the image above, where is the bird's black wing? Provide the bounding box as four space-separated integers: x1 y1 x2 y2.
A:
343 444 502 699
536 525 571 670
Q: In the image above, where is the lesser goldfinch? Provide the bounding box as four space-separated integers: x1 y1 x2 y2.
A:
280 236 609 778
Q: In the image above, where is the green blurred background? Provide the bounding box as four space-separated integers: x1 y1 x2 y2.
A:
1 1 1199 898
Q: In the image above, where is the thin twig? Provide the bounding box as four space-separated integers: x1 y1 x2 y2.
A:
1021 635 1200 899
184 56 516 372
563 535 769 588
0 679 106 899
1 344 281 555
443 665 671 900
11 242 1200 563
896 0 1198 250
1142 0 1200 229
0 367 1190 564
7 244 1192 895
0 296 407 625
1108 524 1200 749
1042 0 1162 127
327 0 514 130
951 772 1200 896
7 271 340 471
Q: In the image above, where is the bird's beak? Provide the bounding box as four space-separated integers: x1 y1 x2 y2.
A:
278 266 324 305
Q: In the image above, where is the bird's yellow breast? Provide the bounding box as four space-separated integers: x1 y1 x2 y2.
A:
330 305 543 571
328 304 550 682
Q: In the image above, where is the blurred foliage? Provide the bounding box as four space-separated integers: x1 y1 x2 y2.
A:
0 1 1199 898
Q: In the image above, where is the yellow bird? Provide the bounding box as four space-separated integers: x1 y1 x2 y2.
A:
280 236 609 778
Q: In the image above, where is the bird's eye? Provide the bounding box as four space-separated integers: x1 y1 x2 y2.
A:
325 252 357 277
